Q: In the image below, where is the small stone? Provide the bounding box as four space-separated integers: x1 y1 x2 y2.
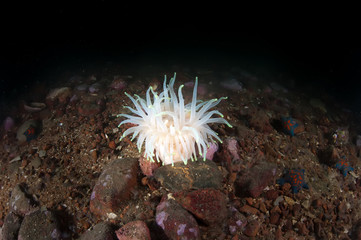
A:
115 220 151 240
295 222 309 236
139 155 160 177
239 205 259 215
265 189 279 201
108 141 116 149
270 212 280 225
243 220 260 237
79 222 115 240
90 149 97 160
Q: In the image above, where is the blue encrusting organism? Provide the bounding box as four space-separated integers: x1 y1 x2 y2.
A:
277 169 309 193
335 156 354 177
281 117 299 136
23 125 38 142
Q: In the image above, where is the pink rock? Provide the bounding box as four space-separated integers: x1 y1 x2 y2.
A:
156 195 200 240
116 221 151 240
173 189 227 226
219 138 241 172
139 155 160 177
206 142 218 160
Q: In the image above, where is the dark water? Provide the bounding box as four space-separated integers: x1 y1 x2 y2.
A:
2 13 361 121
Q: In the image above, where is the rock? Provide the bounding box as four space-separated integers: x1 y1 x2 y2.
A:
1 211 22 240
220 79 243 91
270 212 280 225
173 189 228 225
153 160 223 192
115 220 151 240
228 207 247 235
46 87 72 106
3 116 14 132
332 127 349 146
249 110 273 133
78 102 103 116
239 205 259 215
90 158 139 218
17 209 62 240
89 83 102 93
219 138 241 172
155 195 200 240
110 76 127 90
9 184 38 216
352 219 361 240
235 162 277 198
79 222 115 240
243 220 260 237
139 155 160 177
205 142 218 160
16 120 41 143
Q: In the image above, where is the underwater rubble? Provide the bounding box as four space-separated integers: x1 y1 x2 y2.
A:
1 66 361 239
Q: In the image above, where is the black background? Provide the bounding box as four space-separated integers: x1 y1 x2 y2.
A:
1 2 361 113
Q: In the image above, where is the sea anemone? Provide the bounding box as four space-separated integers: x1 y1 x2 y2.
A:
117 73 232 165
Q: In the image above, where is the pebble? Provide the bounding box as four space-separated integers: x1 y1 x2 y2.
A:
243 220 260 237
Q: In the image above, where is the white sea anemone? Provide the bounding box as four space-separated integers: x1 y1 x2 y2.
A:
117 73 232 165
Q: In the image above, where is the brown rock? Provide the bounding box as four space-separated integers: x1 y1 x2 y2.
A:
154 160 223 192
270 212 280 225
239 205 259 215
174 189 228 226
244 220 260 237
90 158 139 218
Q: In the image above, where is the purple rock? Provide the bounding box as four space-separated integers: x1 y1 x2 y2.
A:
220 79 243 91
110 77 127 90
89 83 102 93
3 116 14 132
